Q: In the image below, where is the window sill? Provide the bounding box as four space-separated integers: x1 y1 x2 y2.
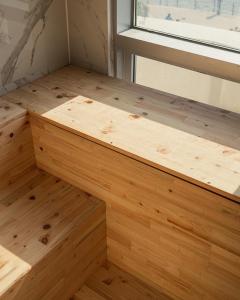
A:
116 29 240 83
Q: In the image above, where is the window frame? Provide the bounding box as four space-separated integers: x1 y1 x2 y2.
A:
113 0 240 84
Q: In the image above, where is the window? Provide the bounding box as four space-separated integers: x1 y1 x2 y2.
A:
135 56 240 113
135 0 240 51
115 0 240 113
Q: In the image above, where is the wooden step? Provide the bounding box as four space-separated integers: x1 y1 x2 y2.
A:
0 169 106 300
75 263 172 300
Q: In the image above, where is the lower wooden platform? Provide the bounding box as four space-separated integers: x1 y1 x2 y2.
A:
0 168 106 300
75 262 172 300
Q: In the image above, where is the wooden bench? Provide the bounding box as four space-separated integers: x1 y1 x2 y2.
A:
4 66 240 201
3 66 240 300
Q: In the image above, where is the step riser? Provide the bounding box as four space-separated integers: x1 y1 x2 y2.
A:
0 101 35 192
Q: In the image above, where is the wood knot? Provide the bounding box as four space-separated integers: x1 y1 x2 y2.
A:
157 147 170 155
39 234 49 245
129 114 141 120
102 278 113 285
85 192 92 197
43 224 51 230
84 100 93 104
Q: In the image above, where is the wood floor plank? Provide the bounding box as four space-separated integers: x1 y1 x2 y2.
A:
76 263 172 300
75 285 106 300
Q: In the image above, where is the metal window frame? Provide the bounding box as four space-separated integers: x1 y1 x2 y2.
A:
113 0 240 83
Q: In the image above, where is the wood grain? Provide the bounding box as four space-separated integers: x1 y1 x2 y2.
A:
0 169 107 300
31 117 240 300
3 65 240 201
75 262 172 300
0 99 35 192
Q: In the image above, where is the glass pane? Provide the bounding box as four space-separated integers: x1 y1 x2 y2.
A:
135 0 240 51
135 55 240 114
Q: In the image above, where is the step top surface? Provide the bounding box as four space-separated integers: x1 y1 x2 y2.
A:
0 168 104 298
2 65 240 201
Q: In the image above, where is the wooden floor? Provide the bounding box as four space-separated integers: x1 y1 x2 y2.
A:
75 263 172 300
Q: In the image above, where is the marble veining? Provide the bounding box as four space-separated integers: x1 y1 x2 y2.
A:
68 0 110 74
0 0 111 95
0 0 68 95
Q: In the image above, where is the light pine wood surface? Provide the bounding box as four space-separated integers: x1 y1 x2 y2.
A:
2 65 240 201
75 262 172 300
0 168 106 300
0 99 35 191
1 65 240 299
31 117 240 300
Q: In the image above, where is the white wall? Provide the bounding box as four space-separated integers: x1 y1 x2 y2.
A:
67 0 111 74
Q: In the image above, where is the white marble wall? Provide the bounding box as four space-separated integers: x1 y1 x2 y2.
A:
0 0 69 95
67 0 111 74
